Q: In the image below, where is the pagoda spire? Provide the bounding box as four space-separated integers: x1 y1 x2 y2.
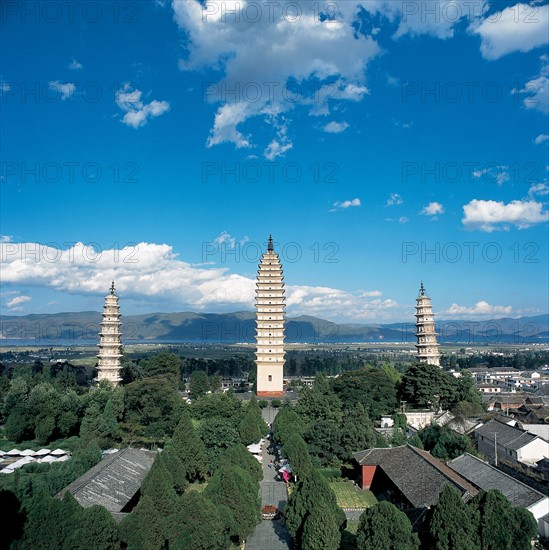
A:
96 282 123 385
255 235 285 398
415 282 441 367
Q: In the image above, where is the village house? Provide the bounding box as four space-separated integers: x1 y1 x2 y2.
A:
448 453 549 537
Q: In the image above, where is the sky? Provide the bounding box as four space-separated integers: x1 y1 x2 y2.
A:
1 0 548 324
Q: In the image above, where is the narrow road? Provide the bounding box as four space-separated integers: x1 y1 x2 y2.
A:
245 409 292 550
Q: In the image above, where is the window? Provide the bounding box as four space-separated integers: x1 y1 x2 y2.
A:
268 375 272 382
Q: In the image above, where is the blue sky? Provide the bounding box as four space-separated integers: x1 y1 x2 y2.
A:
1 0 548 323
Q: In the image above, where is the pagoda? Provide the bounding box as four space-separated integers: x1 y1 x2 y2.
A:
96 281 123 385
255 235 285 397
415 282 441 367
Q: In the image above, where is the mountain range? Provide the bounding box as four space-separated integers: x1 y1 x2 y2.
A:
1 311 548 344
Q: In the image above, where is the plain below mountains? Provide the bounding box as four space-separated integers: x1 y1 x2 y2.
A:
1 311 548 344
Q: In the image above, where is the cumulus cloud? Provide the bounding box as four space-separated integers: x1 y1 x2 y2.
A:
472 166 510 185
0 239 402 321
115 83 170 128
6 295 31 311
470 3 549 60
529 182 549 196
48 81 76 101
534 133 549 145
331 198 361 211
442 301 513 318
173 1 381 155
68 58 83 70
462 198 549 231
323 121 349 134
421 202 445 216
386 193 403 206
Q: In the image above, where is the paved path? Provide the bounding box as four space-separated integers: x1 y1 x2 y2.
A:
246 420 292 550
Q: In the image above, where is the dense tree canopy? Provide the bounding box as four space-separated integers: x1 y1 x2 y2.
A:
398 363 458 409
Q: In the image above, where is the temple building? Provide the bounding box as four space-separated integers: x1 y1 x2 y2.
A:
255 236 285 398
415 282 441 367
96 281 123 385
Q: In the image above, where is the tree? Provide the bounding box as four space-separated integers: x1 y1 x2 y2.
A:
428 485 479 550
339 404 375 462
398 363 458 409
273 407 306 445
283 434 313 480
190 370 210 399
301 501 341 550
169 492 227 549
285 469 345 546
74 504 119 550
332 368 398 419
203 465 261 543
200 417 240 474
222 444 262 483
171 410 208 482
418 424 475 460
239 408 264 445
356 501 419 550
510 506 538 550
140 351 181 388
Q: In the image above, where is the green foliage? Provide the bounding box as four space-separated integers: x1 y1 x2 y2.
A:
190 370 210 399
123 377 184 442
203 465 261 543
272 407 306 445
408 433 424 449
285 469 345 546
356 501 420 550
169 492 227 550
258 399 268 409
239 409 264 445
418 424 475 460
301 501 341 550
171 410 208 482
428 485 479 550
332 368 398 419
398 363 458 409
456 370 483 407
222 444 262 483
283 434 313 479
191 392 242 426
339 404 375 462
200 417 240 474
140 351 181 388
271 398 282 408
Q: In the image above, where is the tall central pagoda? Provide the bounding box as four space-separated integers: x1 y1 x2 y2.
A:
96 281 123 385
415 282 441 367
255 235 285 397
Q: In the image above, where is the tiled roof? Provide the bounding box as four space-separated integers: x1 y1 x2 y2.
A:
57 448 157 512
448 453 547 509
475 419 539 450
352 445 478 508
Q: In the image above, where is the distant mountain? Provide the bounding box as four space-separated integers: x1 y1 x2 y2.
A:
0 312 547 344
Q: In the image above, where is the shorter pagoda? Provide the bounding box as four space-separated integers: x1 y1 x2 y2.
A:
96 281 123 385
415 282 441 367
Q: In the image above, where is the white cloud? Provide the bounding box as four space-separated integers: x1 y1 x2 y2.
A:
534 133 549 145
399 216 409 224
6 295 31 311
529 182 549 196
115 83 170 128
515 55 548 114
264 118 293 160
68 58 83 70
472 166 510 185
442 301 513 318
48 81 76 101
470 3 549 60
0 235 13 243
421 202 445 216
173 1 380 152
323 121 349 134
331 198 361 211
386 193 403 206
462 198 549 231
0 239 402 321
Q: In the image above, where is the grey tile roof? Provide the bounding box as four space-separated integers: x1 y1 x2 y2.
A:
57 448 157 512
448 453 546 509
475 419 539 450
352 445 478 508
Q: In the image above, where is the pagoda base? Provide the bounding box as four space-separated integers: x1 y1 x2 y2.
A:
257 391 285 398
